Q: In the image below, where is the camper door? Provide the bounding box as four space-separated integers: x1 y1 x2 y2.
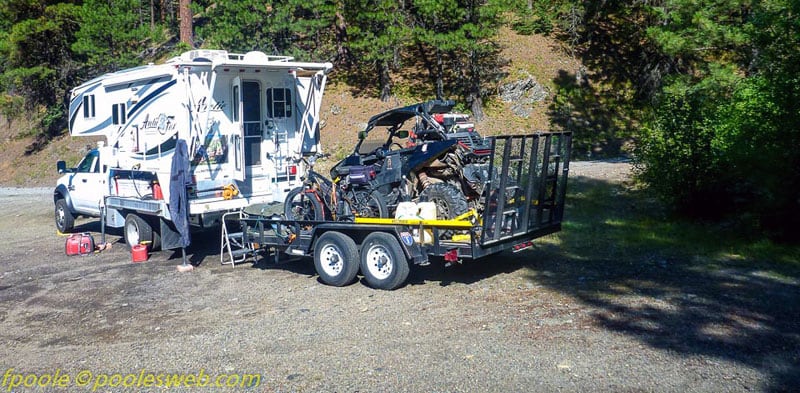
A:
263 81 294 174
231 77 245 182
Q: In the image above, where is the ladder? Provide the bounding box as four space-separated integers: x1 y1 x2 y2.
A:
220 211 261 267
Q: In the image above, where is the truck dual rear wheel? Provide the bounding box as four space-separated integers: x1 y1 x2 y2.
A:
124 213 155 250
313 231 359 286
360 232 409 290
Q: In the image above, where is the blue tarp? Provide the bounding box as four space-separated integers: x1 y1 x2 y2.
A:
168 139 191 248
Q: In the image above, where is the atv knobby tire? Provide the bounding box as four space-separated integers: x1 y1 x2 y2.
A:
419 182 468 239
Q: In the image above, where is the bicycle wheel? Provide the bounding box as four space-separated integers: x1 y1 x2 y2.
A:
284 187 325 221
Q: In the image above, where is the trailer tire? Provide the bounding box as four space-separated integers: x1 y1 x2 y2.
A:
314 231 359 287
284 187 325 221
55 198 75 233
359 232 409 290
124 213 153 250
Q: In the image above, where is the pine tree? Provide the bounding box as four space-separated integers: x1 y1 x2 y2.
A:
343 0 410 101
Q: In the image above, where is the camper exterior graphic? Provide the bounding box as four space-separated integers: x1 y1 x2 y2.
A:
54 50 333 249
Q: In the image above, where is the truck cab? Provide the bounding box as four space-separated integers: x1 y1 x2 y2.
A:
54 146 108 232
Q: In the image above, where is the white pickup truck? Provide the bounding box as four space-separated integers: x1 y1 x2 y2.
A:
54 147 106 232
53 143 168 249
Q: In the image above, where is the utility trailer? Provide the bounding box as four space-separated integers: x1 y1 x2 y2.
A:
222 131 571 290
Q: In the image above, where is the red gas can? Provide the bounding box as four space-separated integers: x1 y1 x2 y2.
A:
65 233 95 256
131 244 148 263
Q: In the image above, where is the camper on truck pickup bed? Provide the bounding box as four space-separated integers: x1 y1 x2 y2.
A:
54 49 332 250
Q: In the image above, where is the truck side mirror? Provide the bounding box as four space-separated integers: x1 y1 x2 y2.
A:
57 160 67 174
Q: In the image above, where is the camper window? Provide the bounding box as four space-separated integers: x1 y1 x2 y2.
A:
83 95 96 118
266 88 292 118
112 103 127 125
232 85 240 122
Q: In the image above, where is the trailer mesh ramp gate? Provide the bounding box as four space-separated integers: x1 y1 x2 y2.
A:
479 132 571 246
355 131 572 259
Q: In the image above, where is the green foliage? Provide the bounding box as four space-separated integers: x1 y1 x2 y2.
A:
635 0 800 240
508 1 561 35
72 0 163 71
636 72 737 217
408 0 507 117
343 0 410 99
0 93 25 119
1 2 81 108
193 0 337 60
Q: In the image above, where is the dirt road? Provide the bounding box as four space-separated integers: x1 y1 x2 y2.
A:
1 162 797 392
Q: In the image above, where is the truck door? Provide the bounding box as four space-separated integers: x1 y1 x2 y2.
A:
70 150 105 215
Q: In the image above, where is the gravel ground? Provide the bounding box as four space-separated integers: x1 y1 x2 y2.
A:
1 160 797 392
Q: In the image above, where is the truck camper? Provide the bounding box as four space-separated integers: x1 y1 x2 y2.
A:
54 49 332 250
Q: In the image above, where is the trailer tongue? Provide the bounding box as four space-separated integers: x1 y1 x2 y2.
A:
223 131 571 290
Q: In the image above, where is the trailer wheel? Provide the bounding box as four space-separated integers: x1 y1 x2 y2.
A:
314 231 359 287
359 232 410 290
284 187 325 221
55 199 75 233
124 213 153 249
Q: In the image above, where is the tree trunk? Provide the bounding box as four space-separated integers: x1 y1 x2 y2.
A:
334 11 350 65
435 50 444 100
468 50 484 121
179 0 193 47
379 61 392 102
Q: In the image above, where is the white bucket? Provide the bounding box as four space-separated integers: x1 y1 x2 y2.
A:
394 202 419 219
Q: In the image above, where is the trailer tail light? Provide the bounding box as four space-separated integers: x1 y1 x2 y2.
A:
444 249 458 262
288 165 297 175
512 240 534 253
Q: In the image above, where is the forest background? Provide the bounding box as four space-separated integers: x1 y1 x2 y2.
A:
0 0 797 241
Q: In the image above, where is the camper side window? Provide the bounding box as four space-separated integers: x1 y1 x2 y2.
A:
266 88 292 118
112 103 127 125
83 95 96 118
232 86 240 122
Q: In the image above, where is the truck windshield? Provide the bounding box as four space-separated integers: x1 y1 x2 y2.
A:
76 151 99 173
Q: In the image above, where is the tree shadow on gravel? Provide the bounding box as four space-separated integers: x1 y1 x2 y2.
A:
406 256 528 287
523 175 800 392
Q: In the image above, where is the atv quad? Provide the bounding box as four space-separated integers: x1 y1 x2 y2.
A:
331 100 495 226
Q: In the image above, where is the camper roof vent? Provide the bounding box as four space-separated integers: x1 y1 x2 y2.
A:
243 51 270 63
180 50 228 63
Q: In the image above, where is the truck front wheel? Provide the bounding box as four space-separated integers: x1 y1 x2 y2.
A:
124 213 153 249
55 199 75 233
